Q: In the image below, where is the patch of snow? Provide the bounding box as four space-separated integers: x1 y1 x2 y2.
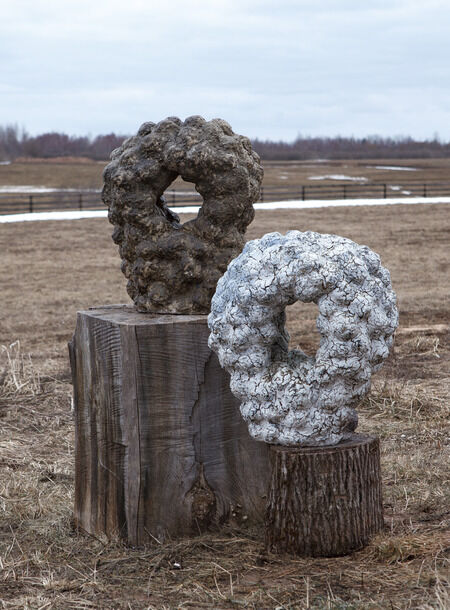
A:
401 190 412 195
167 190 200 196
389 185 402 191
308 174 368 182
0 161 11 165
1 197 449 223
253 197 450 210
171 207 202 214
0 210 108 223
0 185 101 193
279 174 288 180
371 165 417 171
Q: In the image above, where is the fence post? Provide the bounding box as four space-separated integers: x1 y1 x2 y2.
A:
383 184 387 199
260 186 264 202
78 194 83 210
343 185 347 200
302 185 305 200
29 195 33 213
172 190 176 206
423 184 427 197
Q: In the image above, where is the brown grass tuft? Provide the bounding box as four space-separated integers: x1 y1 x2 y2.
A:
369 532 449 563
0 341 41 397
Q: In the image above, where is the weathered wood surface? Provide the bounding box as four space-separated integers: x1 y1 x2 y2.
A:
69 305 270 545
265 435 383 557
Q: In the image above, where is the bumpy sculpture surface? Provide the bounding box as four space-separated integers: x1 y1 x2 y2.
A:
208 231 398 446
102 116 263 313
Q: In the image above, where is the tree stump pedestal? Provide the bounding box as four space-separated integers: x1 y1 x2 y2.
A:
265 435 383 557
69 305 269 546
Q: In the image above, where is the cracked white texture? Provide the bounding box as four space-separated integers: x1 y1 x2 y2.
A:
208 231 398 446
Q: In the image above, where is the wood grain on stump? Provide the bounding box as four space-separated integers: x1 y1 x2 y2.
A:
265 435 383 557
69 305 269 546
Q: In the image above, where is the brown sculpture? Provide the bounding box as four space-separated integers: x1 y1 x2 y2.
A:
102 115 263 313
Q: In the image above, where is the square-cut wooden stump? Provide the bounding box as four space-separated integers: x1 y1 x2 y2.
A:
69 305 269 545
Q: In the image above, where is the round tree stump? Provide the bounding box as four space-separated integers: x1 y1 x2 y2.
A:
265 435 383 557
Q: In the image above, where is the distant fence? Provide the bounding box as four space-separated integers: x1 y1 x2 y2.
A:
1 181 450 215
259 181 450 202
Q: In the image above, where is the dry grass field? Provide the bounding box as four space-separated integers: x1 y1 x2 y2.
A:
0 202 449 608
1 157 450 191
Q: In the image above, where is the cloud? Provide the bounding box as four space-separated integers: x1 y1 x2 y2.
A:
0 1 449 139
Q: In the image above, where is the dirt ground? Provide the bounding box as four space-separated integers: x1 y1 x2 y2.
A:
0 202 449 608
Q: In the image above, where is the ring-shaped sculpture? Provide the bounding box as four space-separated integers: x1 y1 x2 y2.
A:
102 116 263 313
208 231 398 446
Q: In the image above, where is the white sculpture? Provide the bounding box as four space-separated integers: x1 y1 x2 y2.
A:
208 231 398 446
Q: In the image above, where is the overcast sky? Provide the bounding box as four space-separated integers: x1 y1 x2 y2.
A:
1 0 449 140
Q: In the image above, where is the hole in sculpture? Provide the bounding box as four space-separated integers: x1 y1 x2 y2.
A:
162 176 202 220
285 301 321 358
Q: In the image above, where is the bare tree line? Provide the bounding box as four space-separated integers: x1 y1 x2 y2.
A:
0 125 126 161
251 134 450 160
1 124 450 162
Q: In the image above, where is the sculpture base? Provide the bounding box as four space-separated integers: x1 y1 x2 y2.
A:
265 434 383 557
69 305 269 545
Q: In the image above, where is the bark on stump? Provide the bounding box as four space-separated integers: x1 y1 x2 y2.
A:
265 435 383 557
69 305 269 545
